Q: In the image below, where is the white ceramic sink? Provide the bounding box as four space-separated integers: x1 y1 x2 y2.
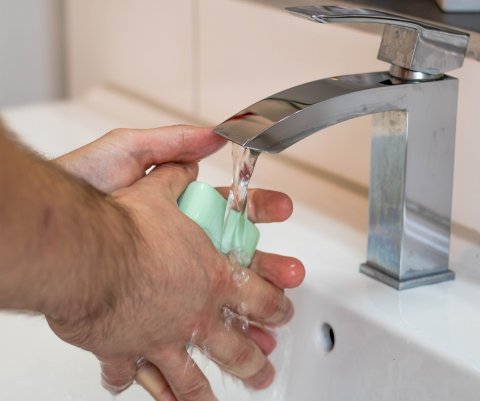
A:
1 91 480 400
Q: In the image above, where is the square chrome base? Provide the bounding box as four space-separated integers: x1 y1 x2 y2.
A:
360 263 455 290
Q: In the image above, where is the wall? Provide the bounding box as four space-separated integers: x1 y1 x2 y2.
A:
0 0 65 108
65 0 480 233
66 0 194 117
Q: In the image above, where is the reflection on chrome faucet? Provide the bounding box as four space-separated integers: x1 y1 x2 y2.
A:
214 6 470 290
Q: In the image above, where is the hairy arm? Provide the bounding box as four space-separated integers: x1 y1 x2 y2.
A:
0 123 136 322
0 122 300 401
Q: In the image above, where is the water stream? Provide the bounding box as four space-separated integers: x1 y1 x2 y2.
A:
185 143 292 401
224 144 260 221
217 143 292 401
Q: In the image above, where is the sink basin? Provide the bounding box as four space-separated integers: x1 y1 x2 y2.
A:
1 95 480 401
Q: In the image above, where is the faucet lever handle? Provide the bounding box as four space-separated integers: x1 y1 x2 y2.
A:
287 5 469 76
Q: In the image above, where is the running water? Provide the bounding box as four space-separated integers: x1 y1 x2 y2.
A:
222 143 292 401
187 143 292 401
224 144 260 219
221 144 260 268
220 144 260 336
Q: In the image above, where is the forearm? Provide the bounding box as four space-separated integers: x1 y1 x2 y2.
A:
0 125 139 322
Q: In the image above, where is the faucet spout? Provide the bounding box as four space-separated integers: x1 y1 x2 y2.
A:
215 72 395 153
215 71 459 289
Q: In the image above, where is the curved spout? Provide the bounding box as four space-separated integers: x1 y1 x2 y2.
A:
214 71 405 153
215 71 459 289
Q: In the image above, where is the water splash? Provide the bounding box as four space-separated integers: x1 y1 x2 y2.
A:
221 144 292 400
185 325 210 375
222 305 250 333
189 326 293 401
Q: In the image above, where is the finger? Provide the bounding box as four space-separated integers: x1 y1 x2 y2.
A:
250 251 305 289
132 125 227 168
243 359 276 390
227 266 294 327
136 361 177 401
220 308 277 356
142 162 199 200
205 323 275 389
216 188 293 223
98 355 137 394
246 325 277 356
150 349 216 401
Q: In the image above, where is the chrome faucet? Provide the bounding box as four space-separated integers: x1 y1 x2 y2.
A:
214 6 470 290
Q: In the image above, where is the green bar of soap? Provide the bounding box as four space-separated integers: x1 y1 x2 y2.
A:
178 181 259 267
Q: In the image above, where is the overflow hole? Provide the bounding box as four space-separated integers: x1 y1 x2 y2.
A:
315 322 335 353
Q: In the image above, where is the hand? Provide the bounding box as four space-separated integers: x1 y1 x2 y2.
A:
57 125 304 290
134 185 305 401
55 125 305 400
49 161 297 401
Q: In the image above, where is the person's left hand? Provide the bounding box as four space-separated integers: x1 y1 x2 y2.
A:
56 125 305 398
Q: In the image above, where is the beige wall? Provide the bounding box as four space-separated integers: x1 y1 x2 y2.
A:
65 0 480 232
0 0 64 107
66 0 195 116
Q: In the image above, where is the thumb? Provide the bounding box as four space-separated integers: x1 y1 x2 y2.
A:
144 162 199 200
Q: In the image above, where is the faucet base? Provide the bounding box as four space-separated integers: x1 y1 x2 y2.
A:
359 263 455 290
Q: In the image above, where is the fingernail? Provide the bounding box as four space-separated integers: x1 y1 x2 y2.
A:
288 260 306 286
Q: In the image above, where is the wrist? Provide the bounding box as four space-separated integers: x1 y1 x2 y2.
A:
0 127 142 326
47 195 142 325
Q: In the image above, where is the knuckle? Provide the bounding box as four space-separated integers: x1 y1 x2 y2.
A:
260 291 292 325
107 127 129 139
212 261 233 293
164 162 190 179
228 342 256 371
172 124 188 145
262 290 284 321
106 128 139 150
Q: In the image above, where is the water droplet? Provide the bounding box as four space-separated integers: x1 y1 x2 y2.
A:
239 315 249 333
238 301 248 315
231 266 250 288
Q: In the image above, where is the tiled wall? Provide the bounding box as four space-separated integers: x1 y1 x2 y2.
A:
66 0 480 233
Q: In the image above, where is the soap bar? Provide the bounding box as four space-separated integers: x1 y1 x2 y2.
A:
178 181 259 267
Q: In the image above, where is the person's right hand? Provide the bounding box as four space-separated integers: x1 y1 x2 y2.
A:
47 160 295 401
57 125 304 293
